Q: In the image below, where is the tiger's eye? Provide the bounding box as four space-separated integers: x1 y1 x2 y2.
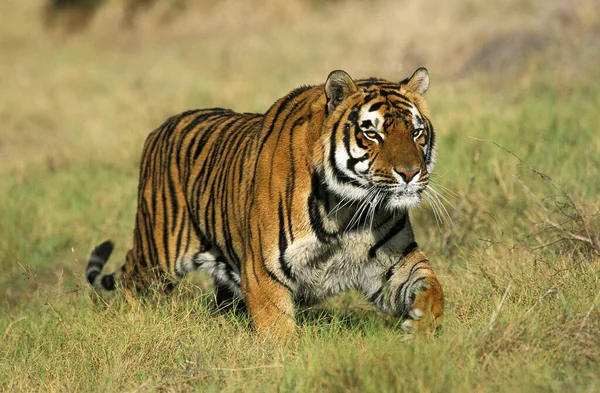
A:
364 131 379 139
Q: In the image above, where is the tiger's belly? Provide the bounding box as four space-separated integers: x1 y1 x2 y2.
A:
192 214 416 306
285 220 415 306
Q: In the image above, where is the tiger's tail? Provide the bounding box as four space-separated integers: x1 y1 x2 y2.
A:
86 240 117 291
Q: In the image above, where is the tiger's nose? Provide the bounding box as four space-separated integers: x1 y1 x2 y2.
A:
394 167 420 183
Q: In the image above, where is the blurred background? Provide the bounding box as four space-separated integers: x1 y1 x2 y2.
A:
2 0 599 170
1 0 599 171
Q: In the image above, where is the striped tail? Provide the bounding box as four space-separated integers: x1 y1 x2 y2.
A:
86 240 117 291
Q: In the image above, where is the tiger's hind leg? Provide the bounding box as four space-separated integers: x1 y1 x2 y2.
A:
175 242 244 310
214 281 247 313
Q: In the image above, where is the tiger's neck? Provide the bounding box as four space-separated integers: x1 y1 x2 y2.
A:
308 169 404 239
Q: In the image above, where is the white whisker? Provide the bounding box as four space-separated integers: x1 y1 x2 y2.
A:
425 187 453 227
329 194 356 217
428 185 456 221
423 189 444 231
345 187 378 233
429 180 458 199
368 191 383 232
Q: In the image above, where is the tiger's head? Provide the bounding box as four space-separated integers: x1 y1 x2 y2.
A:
319 68 436 211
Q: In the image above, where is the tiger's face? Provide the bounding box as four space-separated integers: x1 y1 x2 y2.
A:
322 68 436 211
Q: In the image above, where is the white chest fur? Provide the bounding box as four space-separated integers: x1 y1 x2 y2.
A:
283 213 416 305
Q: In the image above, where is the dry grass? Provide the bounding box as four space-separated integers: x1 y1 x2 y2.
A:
1 0 600 391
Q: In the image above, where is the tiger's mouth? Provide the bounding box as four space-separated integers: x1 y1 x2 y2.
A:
378 183 427 210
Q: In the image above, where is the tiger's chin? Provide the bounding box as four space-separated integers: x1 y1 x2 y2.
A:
385 192 423 211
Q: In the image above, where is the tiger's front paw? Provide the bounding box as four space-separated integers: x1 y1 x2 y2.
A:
401 278 444 334
401 307 425 332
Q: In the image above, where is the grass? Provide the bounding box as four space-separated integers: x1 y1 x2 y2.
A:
1 0 600 391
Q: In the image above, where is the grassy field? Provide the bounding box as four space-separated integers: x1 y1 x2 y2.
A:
1 0 600 391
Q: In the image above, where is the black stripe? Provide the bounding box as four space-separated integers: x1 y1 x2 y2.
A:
379 90 411 102
357 78 382 88
328 119 364 187
174 214 186 269
101 274 116 290
167 176 179 234
369 102 383 112
347 152 369 169
278 199 294 281
397 261 430 305
140 199 157 269
385 264 396 281
308 171 338 243
348 108 359 122
256 225 292 291
425 118 435 165
91 240 114 261
368 214 408 258
285 177 295 242
368 287 383 303
328 119 341 172
87 271 100 285
402 242 419 257
352 124 370 150
160 176 171 271
360 120 373 128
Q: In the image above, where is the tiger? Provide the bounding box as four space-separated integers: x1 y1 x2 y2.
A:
86 67 444 337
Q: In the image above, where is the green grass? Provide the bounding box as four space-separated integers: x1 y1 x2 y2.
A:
1 0 600 391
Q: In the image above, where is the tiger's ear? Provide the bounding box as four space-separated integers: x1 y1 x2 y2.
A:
325 70 358 114
404 67 430 95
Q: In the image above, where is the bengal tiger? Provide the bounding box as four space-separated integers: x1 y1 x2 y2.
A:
86 68 444 336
